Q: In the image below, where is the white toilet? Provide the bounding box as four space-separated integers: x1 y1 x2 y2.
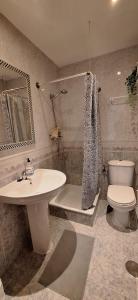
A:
107 160 136 229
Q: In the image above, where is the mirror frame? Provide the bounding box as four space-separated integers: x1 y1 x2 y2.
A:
0 59 35 151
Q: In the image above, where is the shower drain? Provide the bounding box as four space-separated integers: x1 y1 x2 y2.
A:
126 261 138 278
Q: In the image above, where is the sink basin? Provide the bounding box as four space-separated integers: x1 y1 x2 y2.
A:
0 169 66 205
0 169 66 254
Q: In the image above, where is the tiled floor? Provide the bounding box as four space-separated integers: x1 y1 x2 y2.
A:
4 200 138 300
2 249 45 296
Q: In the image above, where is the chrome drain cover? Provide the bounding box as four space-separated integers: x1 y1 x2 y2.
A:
126 260 138 278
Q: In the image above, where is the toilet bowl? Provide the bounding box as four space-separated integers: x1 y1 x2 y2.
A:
107 185 136 228
107 160 136 229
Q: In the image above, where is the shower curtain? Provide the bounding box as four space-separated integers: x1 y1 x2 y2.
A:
82 73 101 210
1 94 28 143
0 94 14 143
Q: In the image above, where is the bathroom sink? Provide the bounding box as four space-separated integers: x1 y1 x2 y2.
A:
0 169 66 254
0 169 66 205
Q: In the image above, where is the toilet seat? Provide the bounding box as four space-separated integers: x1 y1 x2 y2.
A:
107 185 136 207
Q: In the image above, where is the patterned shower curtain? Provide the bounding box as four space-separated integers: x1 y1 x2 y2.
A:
82 73 101 210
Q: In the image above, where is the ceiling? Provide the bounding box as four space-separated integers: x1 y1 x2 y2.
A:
0 0 138 67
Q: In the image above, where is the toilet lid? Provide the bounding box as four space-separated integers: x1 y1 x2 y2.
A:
108 185 136 205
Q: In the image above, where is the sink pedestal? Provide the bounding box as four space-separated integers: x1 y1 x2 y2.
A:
27 199 49 254
0 169 66 255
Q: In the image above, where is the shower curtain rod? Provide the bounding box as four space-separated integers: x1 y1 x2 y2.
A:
49 71 91 84
2 86 26 94
36 71 101 92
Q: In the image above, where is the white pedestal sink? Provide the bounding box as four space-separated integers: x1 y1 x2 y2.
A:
0 169 66 254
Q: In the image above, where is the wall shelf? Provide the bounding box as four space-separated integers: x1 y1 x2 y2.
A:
110 94 138 105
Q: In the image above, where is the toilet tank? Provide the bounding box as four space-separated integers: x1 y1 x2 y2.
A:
108 160 135 186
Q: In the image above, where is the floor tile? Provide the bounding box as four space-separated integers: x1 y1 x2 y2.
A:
3 199 138 300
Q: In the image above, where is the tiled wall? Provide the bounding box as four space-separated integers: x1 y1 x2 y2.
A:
63 149 83 185
56 45 138 194
0 14 58 276
54 74 85 185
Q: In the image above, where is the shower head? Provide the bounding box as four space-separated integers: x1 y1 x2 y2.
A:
35 82 68 99
50 89 68 100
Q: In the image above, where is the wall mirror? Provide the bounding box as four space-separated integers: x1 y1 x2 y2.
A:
0 59 35 151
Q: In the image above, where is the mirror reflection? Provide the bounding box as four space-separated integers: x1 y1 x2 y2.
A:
0 64 32 144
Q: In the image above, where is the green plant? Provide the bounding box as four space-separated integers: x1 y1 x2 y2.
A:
125 66 138 103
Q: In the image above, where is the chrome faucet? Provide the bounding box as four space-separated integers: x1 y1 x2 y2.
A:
17 171 32 184
22 171 32 184
25 176 32 185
